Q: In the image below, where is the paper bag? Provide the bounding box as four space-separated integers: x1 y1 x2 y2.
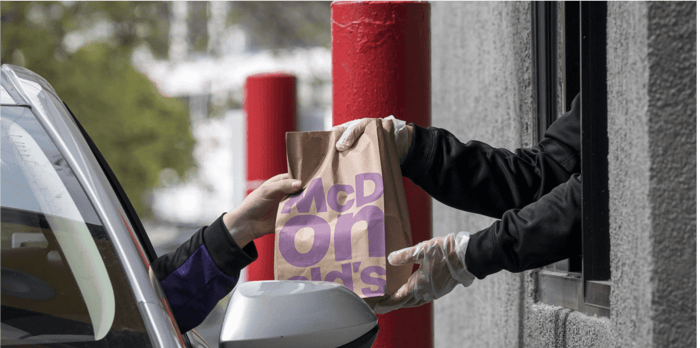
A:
274 119 413 305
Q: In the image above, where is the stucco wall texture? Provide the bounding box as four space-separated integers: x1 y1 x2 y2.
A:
430 2 695 348
645 2 696 347
430 2 531 347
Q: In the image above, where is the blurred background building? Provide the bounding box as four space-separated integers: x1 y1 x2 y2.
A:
0 1 330 242
132 2 332 251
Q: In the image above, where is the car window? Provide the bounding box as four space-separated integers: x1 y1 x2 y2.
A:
1 105 153 347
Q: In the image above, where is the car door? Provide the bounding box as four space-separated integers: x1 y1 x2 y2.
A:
1 64 202 347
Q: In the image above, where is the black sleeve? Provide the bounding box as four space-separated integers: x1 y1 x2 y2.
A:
401 94 581 218
151 214 258 333
465 174 582 279
152 213 258 280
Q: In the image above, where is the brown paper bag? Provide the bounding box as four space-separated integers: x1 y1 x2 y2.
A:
274 119 413 305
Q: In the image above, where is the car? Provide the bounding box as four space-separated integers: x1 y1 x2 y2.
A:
0 64 378 348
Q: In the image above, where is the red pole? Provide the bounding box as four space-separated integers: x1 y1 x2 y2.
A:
245 73 297 282
332 2 432 348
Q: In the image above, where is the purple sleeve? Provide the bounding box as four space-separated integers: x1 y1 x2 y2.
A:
152 214 258 333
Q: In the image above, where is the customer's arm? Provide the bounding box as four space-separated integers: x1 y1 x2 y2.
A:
152 174 301 333
152 214 256 333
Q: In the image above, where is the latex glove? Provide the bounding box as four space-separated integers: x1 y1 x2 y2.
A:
334 116 412 163
223 173 301 247
374 232 475 314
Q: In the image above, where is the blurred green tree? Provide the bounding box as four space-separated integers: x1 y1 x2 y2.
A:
1 1 331 218
1 2 195 218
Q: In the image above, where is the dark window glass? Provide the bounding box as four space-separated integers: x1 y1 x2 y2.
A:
1 105 153 347
579 0 610 285
533 1 581 274
533 1 611 317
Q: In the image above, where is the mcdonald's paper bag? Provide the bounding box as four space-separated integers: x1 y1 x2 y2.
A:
274 119 413 305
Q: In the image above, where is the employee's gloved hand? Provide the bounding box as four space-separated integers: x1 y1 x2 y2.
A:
334 116 413 162
374 232 475 314
223 173 301 247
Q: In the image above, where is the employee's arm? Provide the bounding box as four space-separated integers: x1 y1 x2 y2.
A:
401 95 581 218
465 173 582 279
373 173 582 315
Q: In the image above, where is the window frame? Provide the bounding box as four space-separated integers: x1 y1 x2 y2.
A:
63 103 159 264
531 1 559 145
65 103 201 347
579 0 611 286
531 1 611 317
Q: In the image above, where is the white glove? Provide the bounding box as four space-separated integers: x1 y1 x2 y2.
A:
374 232 475 314
334 116 411 162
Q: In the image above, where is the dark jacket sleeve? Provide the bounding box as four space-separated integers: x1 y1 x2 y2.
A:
400 95 581 279
401 94 580 218
465 174 581 278
152 214 258 333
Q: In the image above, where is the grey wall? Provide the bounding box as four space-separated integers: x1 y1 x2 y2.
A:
607 3 655 347
607 2 696 347
430 2 696 347
430 2 531 347
646 3 696 347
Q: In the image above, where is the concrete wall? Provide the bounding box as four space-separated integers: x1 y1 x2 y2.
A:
636 2 696 347
430 2 531 347
430 2 696 347
579 3 695 347
607 3 654 347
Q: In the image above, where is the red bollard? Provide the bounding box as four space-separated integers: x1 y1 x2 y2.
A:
332 2 432 348
245 73 297 282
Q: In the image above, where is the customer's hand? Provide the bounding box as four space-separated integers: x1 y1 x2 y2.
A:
223 173 301 247
374 232 475 314
334 116 413 162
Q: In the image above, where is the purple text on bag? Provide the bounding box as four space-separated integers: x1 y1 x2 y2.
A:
355 173 383 208
327 184 354 212
280 173 383 214
334 205 386 262
324 263 354 291
278 215 331 267
361 266 386 297
287 262 373 295
281 177 327 214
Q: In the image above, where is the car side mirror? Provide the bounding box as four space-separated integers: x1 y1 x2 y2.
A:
219 280 378 348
